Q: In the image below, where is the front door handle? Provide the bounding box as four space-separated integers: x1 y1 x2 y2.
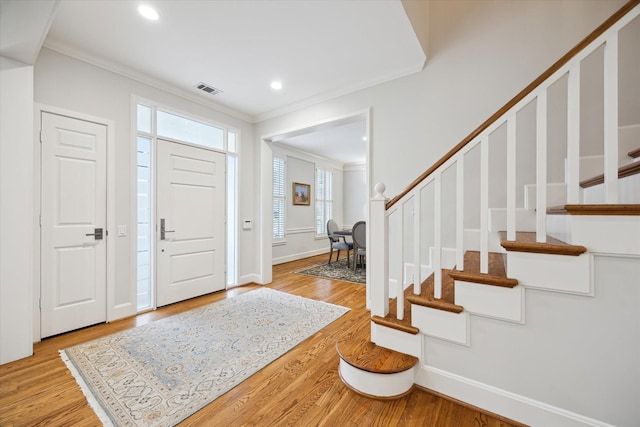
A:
85 228 103 240
160 218 175 240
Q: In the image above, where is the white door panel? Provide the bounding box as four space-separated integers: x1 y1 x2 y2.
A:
41 112 107 337
157 140 226 307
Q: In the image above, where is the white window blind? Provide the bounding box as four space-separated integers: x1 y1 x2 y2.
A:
273 156 286 240
315 167 333 235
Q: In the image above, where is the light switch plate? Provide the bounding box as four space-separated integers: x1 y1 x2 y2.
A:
118 225 127 237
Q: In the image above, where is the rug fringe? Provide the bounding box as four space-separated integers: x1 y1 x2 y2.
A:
59 350 114 427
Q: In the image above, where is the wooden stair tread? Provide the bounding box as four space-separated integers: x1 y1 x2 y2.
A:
372 284 420 334
406 273 464 313
564 204 640 216
448 251 518 288
336 319 418 374
580 162 640 188
499 231 586 256
371 315 419 334
627 147 640 159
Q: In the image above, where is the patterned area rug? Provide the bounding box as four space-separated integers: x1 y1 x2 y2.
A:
295 258 366 284
60 288 349 426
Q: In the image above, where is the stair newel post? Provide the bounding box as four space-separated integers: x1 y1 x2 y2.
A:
413 190 422 295
434 173 443 298
566 63 581 204
370 183 389 318
480 135 489 274
604 31 619 204
456 157 465 271
506 114 517 242
535 89 548 243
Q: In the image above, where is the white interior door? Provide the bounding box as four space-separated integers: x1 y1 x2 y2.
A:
40 112 107 338
156 140 226 307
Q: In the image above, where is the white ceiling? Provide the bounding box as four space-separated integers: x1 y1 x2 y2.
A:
43 0 425 122
2 0 425 164
274 117 367 165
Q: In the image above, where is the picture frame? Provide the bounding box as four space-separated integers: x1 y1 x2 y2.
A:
292 182 311 205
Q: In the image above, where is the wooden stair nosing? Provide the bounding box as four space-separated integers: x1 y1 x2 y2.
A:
371 315 420 335
500 240 586 256
406 295 464 313
448 270 518 288
580 162 640 188
628 147 640 159
564 204 640 216
499 231 587 256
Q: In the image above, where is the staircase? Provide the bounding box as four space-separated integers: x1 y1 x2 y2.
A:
336 3 640 426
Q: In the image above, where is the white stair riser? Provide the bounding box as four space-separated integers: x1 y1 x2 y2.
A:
524 183 567 210
488 208 536 232
454 281 524 323
506 252 591 295
371 322 421 358
411 305 469 346
582 173 640 205
339 359 416 398
546 213 572 244
464 228 504 252
571 215 640 255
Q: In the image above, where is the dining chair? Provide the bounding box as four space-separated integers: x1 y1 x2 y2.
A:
327 219 353 267
351 221 366 272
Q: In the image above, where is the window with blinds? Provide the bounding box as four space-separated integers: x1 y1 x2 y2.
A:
273 156 286 240
315 167 333 235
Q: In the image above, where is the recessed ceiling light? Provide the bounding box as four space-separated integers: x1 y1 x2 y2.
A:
271 81 283 90
138 5 159 21
362 136 368 141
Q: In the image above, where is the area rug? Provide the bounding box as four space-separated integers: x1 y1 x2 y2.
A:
60 288 349 426
295 258 366 284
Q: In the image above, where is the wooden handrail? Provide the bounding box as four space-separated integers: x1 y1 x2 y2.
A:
386 0 640 210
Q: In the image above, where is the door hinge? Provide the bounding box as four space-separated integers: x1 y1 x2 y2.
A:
39 215 42 226
39 131 42 143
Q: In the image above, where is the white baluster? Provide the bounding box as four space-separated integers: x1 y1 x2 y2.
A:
398 201 405 320
434 173 443 298
567 64 581 204
456 157 465 271
413 191 422 295
480 136 489 274
604 32 619 204
536 90 548 243
370 183 389 318
506 113 517 241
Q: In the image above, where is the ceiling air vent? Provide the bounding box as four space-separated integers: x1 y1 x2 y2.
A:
195 82 223 96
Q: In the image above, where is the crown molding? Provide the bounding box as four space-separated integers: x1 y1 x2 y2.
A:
42 40 254 123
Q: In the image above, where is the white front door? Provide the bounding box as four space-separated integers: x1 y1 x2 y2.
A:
156 139 226 307
40 112 107 338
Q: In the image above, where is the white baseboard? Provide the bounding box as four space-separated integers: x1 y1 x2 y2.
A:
238 273 261 285
272 248 329 265
415 365 616 427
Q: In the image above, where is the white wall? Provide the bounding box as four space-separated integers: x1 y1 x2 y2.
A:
423 255 640 426
33 48 257 320
343 164 367 226
0 56 34 363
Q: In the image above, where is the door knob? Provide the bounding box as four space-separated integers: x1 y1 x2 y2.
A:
85 228 103 240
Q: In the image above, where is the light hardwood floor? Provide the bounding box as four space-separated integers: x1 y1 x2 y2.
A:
0 254 521 426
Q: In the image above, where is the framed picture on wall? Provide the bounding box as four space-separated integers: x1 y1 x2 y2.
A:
292 182 311 205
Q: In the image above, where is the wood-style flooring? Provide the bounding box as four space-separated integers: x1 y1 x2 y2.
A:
0 254 523 426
